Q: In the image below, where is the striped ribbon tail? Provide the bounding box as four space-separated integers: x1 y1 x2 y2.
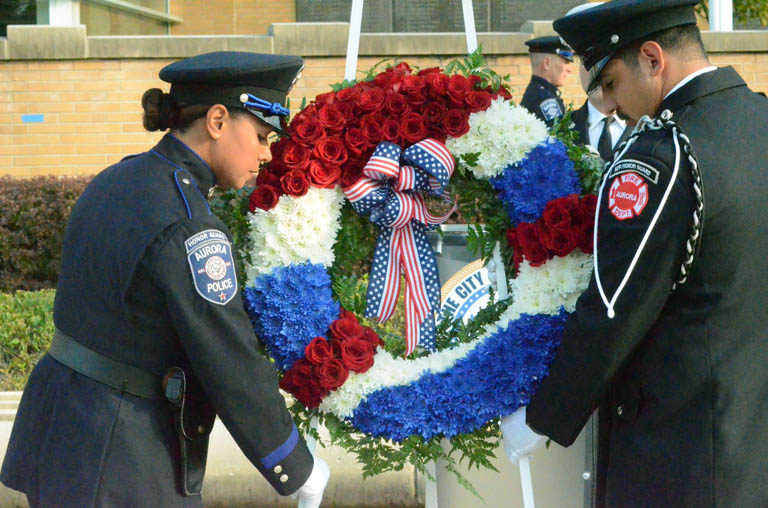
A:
343 139 456 356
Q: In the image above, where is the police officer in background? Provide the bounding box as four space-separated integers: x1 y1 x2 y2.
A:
1 52 330 507
501 1 768 507
520 36 574 126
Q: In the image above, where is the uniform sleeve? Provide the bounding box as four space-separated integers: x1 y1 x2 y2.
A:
144 218 313 495
526 147 696 446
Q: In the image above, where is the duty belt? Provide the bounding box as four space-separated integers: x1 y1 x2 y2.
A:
48 328 163 400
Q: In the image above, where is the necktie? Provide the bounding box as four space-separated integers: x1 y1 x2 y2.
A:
597 116 615 162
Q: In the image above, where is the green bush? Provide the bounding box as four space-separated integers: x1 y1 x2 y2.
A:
0 175 92 291
0 290 55 390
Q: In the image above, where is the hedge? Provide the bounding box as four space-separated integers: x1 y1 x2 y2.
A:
0 290 55 390
0 176 92 291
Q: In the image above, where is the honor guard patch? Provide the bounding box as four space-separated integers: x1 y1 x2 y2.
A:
539 98 563 121
185 229 238 305
608 172 649 220
608 158 660 184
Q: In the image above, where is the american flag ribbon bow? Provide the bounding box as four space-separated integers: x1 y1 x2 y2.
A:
343 139 456 356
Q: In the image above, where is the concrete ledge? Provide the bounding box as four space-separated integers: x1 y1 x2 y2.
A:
270 22 350 56
359 32 531 56
520 20 556 37
88 35 273 58
702 30 768 51
7 25 87 60
0 38 7 60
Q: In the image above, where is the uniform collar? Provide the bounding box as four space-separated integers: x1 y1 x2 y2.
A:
153 133 216 198
659 66 746 115
531 75 562 96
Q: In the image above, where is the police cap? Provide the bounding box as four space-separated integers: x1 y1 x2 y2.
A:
524 36 575 62
554 0 699 93
159 51 304 133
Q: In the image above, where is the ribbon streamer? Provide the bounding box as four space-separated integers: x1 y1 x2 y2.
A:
344 139 456 355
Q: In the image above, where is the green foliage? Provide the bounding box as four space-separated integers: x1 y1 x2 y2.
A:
551 109 606 194
0 290 55 390
209 186 254 288
697 0 768 26
446 46 512 93
0 175 92 291
329 201 378 281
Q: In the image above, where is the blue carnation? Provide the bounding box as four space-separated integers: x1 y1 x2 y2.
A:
490 141 581 225
244 262 339 371
350 310 569 441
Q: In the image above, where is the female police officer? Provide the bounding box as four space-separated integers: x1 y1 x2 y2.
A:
1 51 329 508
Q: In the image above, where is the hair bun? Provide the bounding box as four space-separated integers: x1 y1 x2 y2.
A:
141 88 174 131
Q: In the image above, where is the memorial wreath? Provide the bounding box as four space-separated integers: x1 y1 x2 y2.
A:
213 52 605 492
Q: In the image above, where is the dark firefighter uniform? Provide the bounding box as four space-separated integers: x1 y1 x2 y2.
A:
0 53 314 507
526 2 768 507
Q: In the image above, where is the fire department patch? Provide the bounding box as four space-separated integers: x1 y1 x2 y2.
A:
185 229 238 305
608 172 649 220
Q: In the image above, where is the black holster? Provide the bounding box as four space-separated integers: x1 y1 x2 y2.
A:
164 367 217 496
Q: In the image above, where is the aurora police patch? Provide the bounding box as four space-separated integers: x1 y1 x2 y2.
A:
539 98 563 121
185 229 238 305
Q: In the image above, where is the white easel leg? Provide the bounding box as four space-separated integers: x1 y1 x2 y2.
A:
519 455 536 508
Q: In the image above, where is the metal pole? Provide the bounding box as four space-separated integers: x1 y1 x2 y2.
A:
344 0 365 82
461 0 478 53
710 0 733 31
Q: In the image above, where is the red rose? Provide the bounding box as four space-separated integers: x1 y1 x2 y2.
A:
357 88 386 112
339 338 375 373
505 227 525 272
280 359 328 408
465 90 492 113
578 222 594 254
381 118 401 144
317 358 350 390
401 75 426 95
256 167 281 188
426 73 450 97
391 62 412 75
270 137 291 160
374 70 398 89
308 160 341 188
385 93 411 118
447 74 470 105
417 66 441 76
280 169 310 197
281 142 311 171
400 113 426 144
361 327 383 349
315 91 335 106
341 159 364 188
248 184 280 212
313 137 348 167
467 74 482 89
542 199 572 230
422 100 446 124
335 100 356 121
443 109 470 138
426 126 447 144
329 317 364 341
336 86 361 102
318 104 346 132
344 127 371 157
517 222 549 266
305 336 334 366
579 194 598 220
540 224 578 257
291 118 325 146
340 308 359 323
361 114 382 144
497 86 513 100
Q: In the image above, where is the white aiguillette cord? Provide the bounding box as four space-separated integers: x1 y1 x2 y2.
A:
593 114 682 319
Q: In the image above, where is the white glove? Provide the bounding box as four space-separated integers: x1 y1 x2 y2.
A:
500 407 546 464
296 456 330 508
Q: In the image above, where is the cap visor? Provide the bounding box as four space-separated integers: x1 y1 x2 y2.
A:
248 109 284 134
587 55 612 94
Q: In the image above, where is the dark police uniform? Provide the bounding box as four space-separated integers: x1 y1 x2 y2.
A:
520 36 573 127
527 2 768 507
0 53 314 507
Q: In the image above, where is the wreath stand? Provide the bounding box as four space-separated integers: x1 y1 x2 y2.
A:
307 2 539 507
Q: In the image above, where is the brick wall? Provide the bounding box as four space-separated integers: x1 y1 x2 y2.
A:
1 53 767 177
170 0 296 36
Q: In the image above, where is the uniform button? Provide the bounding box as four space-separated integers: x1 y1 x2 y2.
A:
279 474 289 483
617 405 624 416
583 472 591 480
198 425 206 434
273 465 283 474
182 178 190 185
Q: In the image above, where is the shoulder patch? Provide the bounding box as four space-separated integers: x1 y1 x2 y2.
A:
608 172 649 221
608 158 660 184
185 229 238 305
539 98 563 121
